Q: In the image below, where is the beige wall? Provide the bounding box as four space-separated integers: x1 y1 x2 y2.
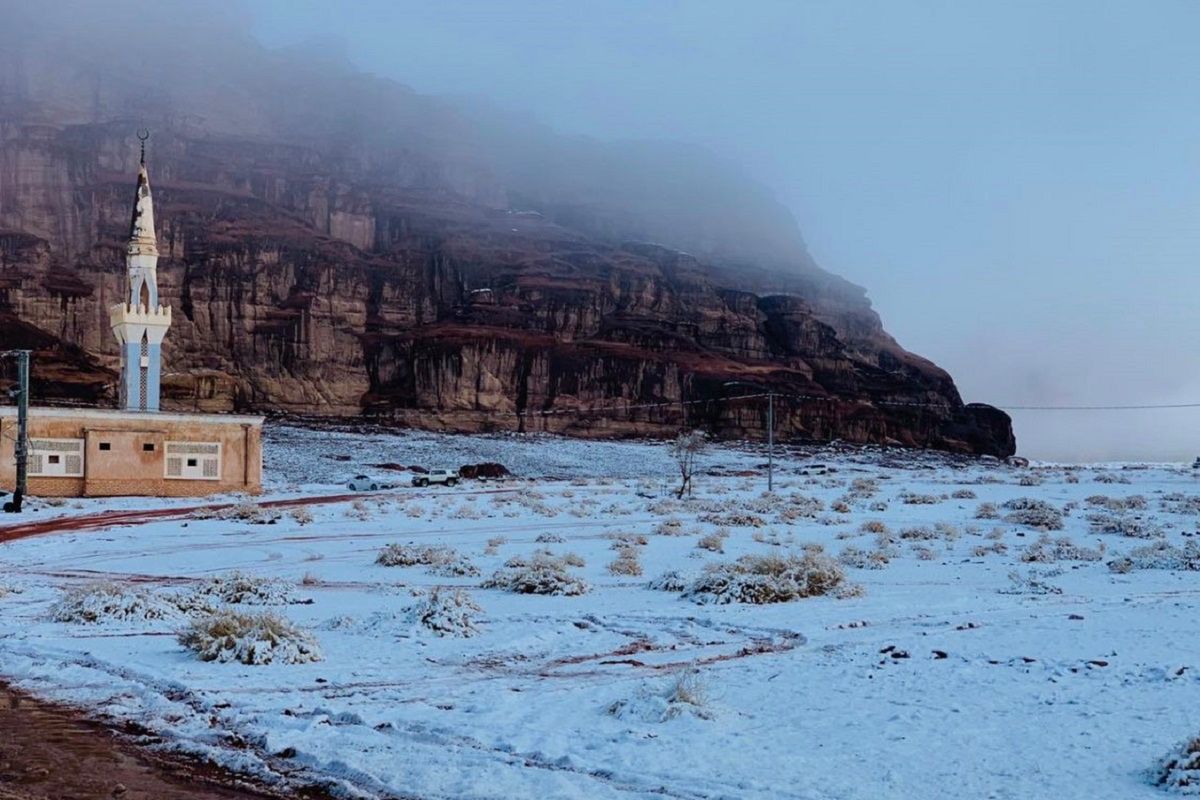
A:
0 411 263 497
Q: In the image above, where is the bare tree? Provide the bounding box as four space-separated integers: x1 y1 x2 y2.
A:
672 430 707 499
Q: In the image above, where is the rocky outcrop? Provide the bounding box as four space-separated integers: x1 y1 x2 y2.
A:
0 120 1013 456
0 7 1014 457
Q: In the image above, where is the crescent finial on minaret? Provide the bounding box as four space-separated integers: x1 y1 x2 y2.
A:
137 129 150 165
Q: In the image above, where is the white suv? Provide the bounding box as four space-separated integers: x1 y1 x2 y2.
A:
412 469 459 487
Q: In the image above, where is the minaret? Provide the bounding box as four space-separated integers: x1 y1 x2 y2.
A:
109 132 171 412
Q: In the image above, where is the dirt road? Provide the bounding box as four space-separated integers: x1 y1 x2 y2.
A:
0 685 335 800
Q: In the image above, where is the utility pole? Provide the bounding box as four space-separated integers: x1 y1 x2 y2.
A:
767 391 774 493
3 350 30 513
723 381 775 493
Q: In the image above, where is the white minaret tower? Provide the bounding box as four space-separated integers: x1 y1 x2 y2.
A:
109 131 171 412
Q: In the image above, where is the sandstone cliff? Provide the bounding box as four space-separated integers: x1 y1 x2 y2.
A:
0 9 1014 456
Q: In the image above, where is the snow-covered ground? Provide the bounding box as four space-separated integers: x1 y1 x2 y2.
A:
2 424 1199 799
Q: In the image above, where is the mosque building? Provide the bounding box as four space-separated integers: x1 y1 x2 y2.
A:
0 139 264 497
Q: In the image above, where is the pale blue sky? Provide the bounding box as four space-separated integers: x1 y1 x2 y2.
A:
246 1 1200 460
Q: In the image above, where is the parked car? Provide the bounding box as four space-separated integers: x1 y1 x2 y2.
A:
1193 457 1200 470
412 469 459 487
347 475 383 491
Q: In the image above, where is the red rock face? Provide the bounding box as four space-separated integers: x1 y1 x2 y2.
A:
0 122 1014 456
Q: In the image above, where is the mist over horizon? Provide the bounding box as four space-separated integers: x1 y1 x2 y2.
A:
3 0 1198 462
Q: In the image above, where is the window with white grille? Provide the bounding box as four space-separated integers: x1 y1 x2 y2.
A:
28 439 85 477
164 442 221 481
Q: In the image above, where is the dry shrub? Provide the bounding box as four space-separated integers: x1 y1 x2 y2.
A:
696 531 729 553
1000 568 1063 595
179 610 322 665
1087 512 1163 539
646 570 693 592
375 544 480 576
1017 474 1043 487
288 507 314 526
299 572 322 586
50 582 203 623
535 533 566 543
1162 494 1200 515
607 666 712 723
830 500 852 514
1108 540 1200 573
951 488 978 500
344 499 373 521
195 502 280 524
656 518 688 536
698 512 766 528
974 502 1000 519
1020 534 1104 563
683 552 847 605
859 520 888 535
407 588 483 637
899 526 937 541
1093 472 1131 485
839 546 889 570
1001 498 1064 530
971 542 1008 557
609 533 648 549
868 501 889 512
848 478 878 498
608 547 644 576
194 571 297 605
900 492 940 505
1086 494 1147 512
483 553 589 596
912 545 939 561
1155 736 1200 792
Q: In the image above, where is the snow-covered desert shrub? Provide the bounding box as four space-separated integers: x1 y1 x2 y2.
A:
646 570 693 592
848 478 878 498
1086 512 1163 539
1093 471 1131 484
912 545 939 561
608 547 644 576
951 488 978 500
975 502 1000 519
196 502 280 524
288 506 314 525
696 531 729 553
1154 735 1200 793
971 542 1007 557
860 520 888 534
179 610 322 665
900 492 940 505
192 571 299 605
656 518 688 536
838 546 890 569
899 526 937 541
1020 534 1104 563
830 500 852 514
482 553 589 596
786 493 825 517
1017 474 1043 487
683 552 847 604
868 501 889 512
1085 494 1147 512
1162 494 1200 516
406 588 483 637
609 533 648 548
375 544 480 576
535 533 566 543
1000 568 1063 595
1107 540 1200 573
607 667 712 722
51 582 189 623
698 512 766 528
1001 498 1064 530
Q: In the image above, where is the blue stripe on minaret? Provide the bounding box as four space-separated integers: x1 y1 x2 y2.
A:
121 340 143 411
145 342 162 412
